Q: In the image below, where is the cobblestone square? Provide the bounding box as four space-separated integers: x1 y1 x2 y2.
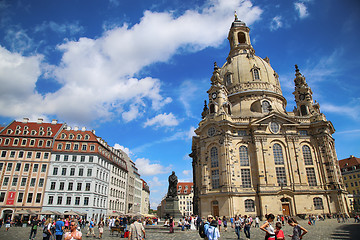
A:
0 219 359 240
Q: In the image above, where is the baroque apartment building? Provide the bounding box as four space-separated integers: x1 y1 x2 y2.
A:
178 182 194 216
190 17 348 218
141 179 150 215
0 118 64 220
0 119 146 221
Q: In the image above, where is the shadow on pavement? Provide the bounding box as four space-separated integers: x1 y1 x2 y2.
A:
331 223 360 239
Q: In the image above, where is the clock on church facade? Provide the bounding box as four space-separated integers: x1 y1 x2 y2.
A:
190 16 348 218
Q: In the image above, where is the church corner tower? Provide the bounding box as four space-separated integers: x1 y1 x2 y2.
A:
191 16 348 218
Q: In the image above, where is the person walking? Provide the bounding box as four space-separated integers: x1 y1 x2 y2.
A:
64 221 82 240
288 217 308 240
98 219 104 239
254 216 260 228
128 216 145 240
243 215 251 239
206 219 220 240
55 218 65 240
29 217 40 240
222 216 228 232
169 217 174 233
42 218 53 240
86 218 96 237
260 213 276 240
234 216 242 239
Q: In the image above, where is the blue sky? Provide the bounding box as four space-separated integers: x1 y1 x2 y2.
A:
0 0 359 208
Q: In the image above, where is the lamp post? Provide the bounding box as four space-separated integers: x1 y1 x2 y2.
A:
265 205 268 215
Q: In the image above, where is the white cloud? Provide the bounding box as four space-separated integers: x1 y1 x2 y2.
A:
134 158 172 176
144 112 179 128
35 21 84 35
294 2 309 19
113 143 132 156
0 0 262 125
321 101 360 120
182 170 192 176
148 176 164 188
270 16 283 31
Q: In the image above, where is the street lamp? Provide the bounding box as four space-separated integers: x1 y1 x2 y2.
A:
265 205 268 215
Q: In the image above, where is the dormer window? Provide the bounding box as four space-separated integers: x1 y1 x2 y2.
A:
251 65 261 80
262 100 271 113
225 73 232 85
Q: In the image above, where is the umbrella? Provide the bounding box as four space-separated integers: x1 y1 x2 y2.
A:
15 210 29 215
37 210 55 215
64 210 81 216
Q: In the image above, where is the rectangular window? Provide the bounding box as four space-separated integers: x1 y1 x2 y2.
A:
87 169 92 176
55 155 60 161
30 139 35 146
53 167 58 175
10 151 15 158
46 140 51 147
90 145 95 151
30 178 36 187
21 178 27 186
21 139 27 145
72 155 77 162
38 178 44 187
306 168 317 186
64 155 69 161
82 145 87 151
80 156 85 162
36 193 41 203
85 183 90 191
70 168 75 176
276 167 287 186
65 143 71 150
27 152 32 158
17 192 24 203
74 144 79 150
12 177 18 186
59 182 65 190
50 182 56 190
68 182 73 191
57 144 62 150
48 196 54 205
211 170 219 189
6 163 13 171
41 164 47 172
0 163 3 171
84 197 89 206
15 163 21 171
66 197 71 205
61 168 67 176
89 156 93 162
3 177 9 186
33 164 39 172
241 169 252 188
75 197 80 205
18 151 24 158
77 183 82 191
13 139 19 145
36 152 41 159
79 168 84 176
27 193 33 203
1 151 6 157
24 163 30 172
57 196 62 205
44 152 49 159
38 140 43 147
0 192 5 202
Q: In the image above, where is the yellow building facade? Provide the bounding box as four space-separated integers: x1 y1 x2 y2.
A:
190 17 348 218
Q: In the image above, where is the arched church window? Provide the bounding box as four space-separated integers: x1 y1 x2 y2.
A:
210 104 215 114
300 105 308 116
211 170 219 189
225 73 232 85
238 32 246 44
253 69 260 80
262 100 271 113
244 199 255 212
239 146 249 166
210 147 219 168
313 197 324 210
273 143 284 165
302 145 313 165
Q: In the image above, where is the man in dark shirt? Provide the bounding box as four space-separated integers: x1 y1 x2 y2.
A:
29 217 39 240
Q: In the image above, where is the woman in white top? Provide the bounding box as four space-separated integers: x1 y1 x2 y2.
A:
190 217 196 230
260 213 276 240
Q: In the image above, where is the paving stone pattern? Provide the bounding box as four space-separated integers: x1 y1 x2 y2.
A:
0 219 359 239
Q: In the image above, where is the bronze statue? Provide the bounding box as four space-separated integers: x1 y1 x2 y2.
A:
167 171 178 198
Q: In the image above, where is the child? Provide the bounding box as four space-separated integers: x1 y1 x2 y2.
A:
275 222 285 240
288 218 308 240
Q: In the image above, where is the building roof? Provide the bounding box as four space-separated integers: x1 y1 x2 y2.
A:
177 182 193 195
338 155 360 169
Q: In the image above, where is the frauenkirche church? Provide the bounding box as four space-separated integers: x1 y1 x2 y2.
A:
190 16 348 218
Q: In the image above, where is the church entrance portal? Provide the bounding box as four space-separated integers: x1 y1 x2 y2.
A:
212 200 219 217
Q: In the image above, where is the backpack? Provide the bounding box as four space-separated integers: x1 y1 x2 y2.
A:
43 225 49 235
198 221 206 238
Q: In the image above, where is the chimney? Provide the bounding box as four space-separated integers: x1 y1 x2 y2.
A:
37 118 43 124
74 126 79 131
81 127 86 131
51 119 58 124
66 126 71 131
350 155 355 158
22 118 29 123
92 130 96 134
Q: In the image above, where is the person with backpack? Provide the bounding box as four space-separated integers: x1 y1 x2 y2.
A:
243 215 252 239
199 215 211 239
42 218 53 240
29 216 40 240
207 219 220 240
234 215 243 239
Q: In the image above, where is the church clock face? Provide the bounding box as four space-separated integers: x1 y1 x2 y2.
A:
299 93 306 101
211 92 217 99
208 127 216 137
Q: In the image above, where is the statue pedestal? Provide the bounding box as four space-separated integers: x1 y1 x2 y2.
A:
164 196 183 220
